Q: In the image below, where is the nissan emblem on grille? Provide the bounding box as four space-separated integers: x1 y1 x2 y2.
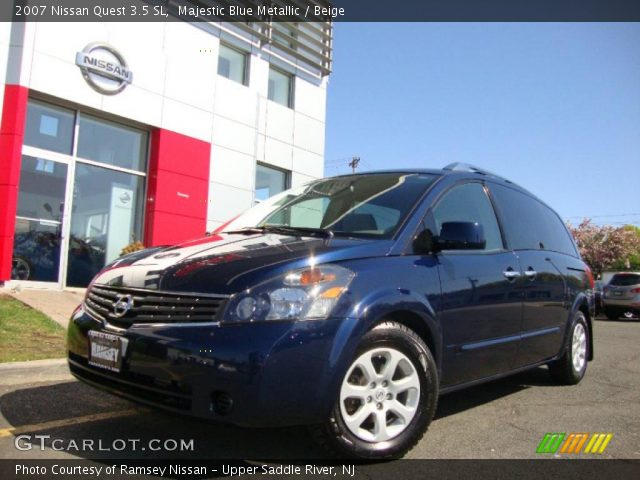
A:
113 294 134 318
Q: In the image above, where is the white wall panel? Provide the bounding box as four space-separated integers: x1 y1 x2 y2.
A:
101 85 163 127
161 98 213 143
292 147 323 178
212 114 256 155
265 101 294 143
207 182 253 224
210 145 255 191
32 22 106 63
264 137 293 171
164 49 215 110
294 77 327 121
214 78 257 127
294 113 325 155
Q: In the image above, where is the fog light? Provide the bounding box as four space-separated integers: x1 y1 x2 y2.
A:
211 391 234 415
236 297 256 320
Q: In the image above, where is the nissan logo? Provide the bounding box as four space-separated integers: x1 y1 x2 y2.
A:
75 42 133 95
113 294 134 318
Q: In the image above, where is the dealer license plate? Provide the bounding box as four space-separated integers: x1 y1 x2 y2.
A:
88 330 125 372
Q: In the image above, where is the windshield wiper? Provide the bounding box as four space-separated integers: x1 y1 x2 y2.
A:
226 225 334 238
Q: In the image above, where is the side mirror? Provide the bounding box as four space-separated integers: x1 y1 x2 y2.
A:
437 222 486 251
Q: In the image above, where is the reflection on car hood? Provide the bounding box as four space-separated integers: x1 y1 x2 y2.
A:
92 232 393 294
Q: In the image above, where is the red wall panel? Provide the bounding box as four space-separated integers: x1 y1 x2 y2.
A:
144 129 211 247
0 85 28 281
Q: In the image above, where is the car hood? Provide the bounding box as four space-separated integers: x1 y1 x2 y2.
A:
91 232 393 294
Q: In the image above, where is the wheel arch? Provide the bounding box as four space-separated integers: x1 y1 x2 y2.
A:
356 290 443 373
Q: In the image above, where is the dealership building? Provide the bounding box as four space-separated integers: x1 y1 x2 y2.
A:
0 17 332 288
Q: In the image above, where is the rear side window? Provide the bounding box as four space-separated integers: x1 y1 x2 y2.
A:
609 274 640 286
431 182 503 251
488 183 577 256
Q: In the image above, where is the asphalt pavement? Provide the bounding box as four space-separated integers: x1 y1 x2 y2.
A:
0 317 638 460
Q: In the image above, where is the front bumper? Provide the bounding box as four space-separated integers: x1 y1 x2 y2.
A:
67 304 358 427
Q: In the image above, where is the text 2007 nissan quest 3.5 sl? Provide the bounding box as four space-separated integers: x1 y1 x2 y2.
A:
67 164 595 459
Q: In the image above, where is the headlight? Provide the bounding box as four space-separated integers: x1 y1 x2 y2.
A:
224 264 355 323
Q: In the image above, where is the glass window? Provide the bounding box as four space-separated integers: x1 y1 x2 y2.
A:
431 183 503 251
268 67 293 108
489 183 578 256
24 100 75 154
77 114 147 172
66 163 144 287
255 164 289 202
218 44 248 85
609 274 640 286
15 156 67 220
12 156 68 282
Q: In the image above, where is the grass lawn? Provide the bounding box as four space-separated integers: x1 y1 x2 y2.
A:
0 294 66 362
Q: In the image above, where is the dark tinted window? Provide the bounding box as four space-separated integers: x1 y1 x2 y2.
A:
609 274 640 286
431 182 503 250
489 183 577 256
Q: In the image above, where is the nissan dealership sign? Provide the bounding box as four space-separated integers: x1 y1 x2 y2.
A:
75 42 132 95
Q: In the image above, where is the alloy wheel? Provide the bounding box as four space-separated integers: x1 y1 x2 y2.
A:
339 347 420 443
572 323 587 372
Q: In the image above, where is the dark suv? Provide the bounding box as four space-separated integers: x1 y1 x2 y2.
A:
67 164 594 459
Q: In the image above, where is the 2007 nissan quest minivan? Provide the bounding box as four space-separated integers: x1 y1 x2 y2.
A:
67 164 595 459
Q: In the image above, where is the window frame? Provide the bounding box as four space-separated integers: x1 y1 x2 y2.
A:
267 65 294 109
420 180 508 254
254 162 291 204
217 43 250 86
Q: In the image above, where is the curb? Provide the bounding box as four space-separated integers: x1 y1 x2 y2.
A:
0 358 67 370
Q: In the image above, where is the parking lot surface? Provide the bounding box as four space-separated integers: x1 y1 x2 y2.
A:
0 318 638 460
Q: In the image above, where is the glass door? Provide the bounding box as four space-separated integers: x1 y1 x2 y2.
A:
12 99 147 289
65 163 144 287
11 156 69 285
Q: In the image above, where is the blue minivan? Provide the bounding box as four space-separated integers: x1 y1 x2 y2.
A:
67 164 595 459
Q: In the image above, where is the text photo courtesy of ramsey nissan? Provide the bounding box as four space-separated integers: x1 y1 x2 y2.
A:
0 1 639 479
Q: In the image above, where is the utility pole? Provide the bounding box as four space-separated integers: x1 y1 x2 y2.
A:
348 156 360 173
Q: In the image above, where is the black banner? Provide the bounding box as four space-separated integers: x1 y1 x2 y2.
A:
2 0 640 22
2 459 640 480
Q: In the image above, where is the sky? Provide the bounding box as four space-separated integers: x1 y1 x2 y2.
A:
323 23 640 227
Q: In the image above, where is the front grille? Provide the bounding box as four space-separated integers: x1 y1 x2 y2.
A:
85 285 228 327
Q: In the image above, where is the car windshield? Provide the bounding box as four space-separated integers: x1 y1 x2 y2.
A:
609 273 640 286
220 173 439 238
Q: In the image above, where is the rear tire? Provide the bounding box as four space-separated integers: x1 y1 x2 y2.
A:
311 321 438 459
548 311 589 385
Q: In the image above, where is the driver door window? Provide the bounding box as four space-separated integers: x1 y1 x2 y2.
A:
431 182 503 251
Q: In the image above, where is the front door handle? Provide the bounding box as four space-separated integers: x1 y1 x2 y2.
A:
503 268 521 280
524 267 537 280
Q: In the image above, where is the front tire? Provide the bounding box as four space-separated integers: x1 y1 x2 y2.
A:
312 321 438 459
548 311 589 385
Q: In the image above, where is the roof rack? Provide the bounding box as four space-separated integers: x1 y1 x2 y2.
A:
442 163 511 183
